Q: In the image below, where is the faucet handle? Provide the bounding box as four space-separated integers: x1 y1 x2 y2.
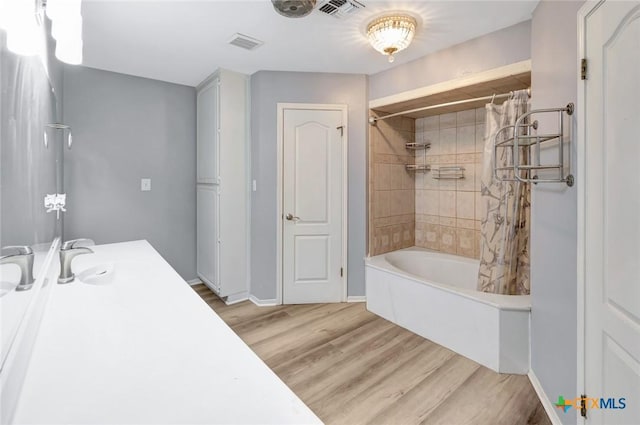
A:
61 239 94 250
1 245 34 257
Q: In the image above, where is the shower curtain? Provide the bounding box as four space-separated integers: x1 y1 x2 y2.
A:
477 89 530 296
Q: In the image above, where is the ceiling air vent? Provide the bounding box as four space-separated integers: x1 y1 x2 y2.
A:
317 0 364 19
228 33 264 51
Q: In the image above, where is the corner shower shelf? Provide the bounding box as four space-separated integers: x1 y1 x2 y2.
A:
493 103 575 187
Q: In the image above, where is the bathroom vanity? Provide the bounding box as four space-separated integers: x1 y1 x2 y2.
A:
11 240 320 424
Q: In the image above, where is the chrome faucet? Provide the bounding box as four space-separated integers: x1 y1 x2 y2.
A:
0 246 35 291
58 239 94 284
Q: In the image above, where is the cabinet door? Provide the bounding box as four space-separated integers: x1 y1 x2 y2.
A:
196 185 219 290
196 79 219 184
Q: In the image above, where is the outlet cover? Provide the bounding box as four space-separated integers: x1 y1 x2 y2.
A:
141 178 151 191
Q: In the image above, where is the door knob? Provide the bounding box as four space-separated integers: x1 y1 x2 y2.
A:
286 213 300 221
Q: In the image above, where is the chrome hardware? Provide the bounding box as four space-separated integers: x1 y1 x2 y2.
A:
0 246 35 291
58 239 94 284
493 103 575 187
285 213 300 222
432 166 465 180
405 164 430 172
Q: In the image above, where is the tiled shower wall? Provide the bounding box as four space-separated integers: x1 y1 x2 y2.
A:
368 115 415 256
414 108 486 258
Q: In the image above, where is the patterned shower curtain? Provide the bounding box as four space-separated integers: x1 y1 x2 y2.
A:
477 89 531 295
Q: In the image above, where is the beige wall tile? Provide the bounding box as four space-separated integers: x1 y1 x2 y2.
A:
423 189 439 216
457 125 476 154
456 218 476 229
440 128 457 155
389 164 403 190
440 216 456 227
476 107 486 124
440 112 457 129
457 228 475 258
457 109 476 127
475 123 486 153
423 223 440 250
439 191 456 217
474 230 482 259
424 115 439 131
440 226 457 254
457 191 475 219
475 191 484 221
423 130 440 156
474 162 482 191
456 164 475 192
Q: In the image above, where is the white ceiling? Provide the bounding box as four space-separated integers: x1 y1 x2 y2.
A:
81 0 538 87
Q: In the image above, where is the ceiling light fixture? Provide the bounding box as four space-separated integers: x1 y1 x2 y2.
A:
366 14 417 63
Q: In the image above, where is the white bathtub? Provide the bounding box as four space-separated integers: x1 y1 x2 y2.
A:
365 247 530 374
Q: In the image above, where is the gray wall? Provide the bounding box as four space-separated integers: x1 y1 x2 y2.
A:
530 2 584 424
250 71 368 300
369 20 532 100
62 67 197 280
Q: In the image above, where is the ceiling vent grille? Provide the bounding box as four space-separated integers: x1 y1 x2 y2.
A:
228 33 264 51
317 0 364 19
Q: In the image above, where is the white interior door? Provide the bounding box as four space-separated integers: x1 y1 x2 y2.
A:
584 2 640 423
282 108 344 304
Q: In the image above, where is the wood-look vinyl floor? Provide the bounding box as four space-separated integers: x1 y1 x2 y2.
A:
191 284 551 425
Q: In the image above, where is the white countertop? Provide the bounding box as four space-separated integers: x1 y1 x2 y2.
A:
12 240 321 424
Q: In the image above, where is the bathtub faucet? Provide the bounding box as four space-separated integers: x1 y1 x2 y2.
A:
58 239 94 284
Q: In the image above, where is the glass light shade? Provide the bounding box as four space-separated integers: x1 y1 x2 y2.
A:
367 14 417 62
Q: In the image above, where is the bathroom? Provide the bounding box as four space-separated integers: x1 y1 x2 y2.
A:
1 1 638 424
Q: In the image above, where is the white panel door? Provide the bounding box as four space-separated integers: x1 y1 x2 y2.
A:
283 109 344 304
584 2 640 424
196 185 220 291
196 79 219 184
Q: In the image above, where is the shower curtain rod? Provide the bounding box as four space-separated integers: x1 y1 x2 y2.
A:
369 87 532 124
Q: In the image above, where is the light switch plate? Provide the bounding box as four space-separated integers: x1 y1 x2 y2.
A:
252 180 257 192
141 178 151 191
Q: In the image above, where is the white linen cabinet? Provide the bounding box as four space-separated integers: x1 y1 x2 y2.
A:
196 69 248 303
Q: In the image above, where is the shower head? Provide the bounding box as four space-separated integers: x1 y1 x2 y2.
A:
271 0 317 18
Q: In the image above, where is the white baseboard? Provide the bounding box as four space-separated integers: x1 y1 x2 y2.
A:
224 292 249 305
347 296 366 303
186 279 202 286
249 295 278 307
528 371 563 425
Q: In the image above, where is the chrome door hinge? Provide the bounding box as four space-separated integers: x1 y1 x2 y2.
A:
337 126 344 137
581 58 588 80
340 267 343 277
580 394 587 418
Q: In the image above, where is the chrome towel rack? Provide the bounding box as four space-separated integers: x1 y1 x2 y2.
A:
493 103 574 187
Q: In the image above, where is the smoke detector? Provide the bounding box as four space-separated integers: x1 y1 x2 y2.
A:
317 0 365 19
271 0 317 18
